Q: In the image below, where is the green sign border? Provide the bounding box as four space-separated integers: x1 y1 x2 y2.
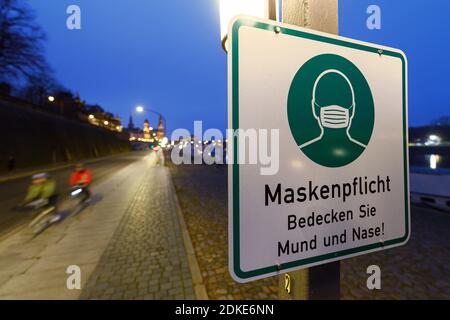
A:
230 17 409 280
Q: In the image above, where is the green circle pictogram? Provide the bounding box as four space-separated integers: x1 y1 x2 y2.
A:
287 54 375 168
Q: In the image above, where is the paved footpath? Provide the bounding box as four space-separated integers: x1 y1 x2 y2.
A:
0 152 200 299
80 158 196 299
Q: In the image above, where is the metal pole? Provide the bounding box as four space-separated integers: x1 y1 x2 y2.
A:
278 0 340 300
268 0 278 20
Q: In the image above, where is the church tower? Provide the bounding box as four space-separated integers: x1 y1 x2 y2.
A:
143 119 151 141
157 115 165 140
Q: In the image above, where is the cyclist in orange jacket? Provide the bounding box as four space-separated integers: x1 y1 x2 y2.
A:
70 163 92 201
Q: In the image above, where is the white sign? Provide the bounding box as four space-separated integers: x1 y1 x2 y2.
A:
228 16 409 283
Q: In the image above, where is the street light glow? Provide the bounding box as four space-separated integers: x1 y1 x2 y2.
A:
429 134 441 142
219 0 275 50
88 114 95 120
104 121 109 125
48 96 55 102
426 134 442 146
136 106 144 113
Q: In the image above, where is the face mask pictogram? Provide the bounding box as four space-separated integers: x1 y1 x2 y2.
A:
315 103 354 129
295 67 369 165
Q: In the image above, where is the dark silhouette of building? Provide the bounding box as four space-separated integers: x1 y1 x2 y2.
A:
128 115 135 131
409 124 450 144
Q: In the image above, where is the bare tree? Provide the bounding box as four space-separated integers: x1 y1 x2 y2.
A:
0 0 51 83
20 71 58 104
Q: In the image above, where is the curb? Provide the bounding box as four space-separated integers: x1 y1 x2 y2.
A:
167 169 209 300
0 151 131 184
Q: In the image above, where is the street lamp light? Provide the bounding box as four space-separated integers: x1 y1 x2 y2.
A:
88 114 95 120
425 134 442 146
219 0 279 52
104 120 109 125
48 96 55 102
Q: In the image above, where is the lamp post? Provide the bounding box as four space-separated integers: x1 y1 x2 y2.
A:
277 0 340 301
220 0 340 300
135 106 166 126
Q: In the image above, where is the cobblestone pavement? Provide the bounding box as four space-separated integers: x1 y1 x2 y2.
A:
169 163 450 300
169 163 278 300
80 161 195 300
340 204 450 299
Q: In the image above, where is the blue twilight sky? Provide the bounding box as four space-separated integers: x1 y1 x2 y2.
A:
27 0 450 134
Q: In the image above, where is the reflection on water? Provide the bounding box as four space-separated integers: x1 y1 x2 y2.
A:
429 154 438 170
410 153 450 175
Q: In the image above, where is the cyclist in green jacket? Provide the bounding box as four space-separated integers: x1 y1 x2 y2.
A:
24 173 58 208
